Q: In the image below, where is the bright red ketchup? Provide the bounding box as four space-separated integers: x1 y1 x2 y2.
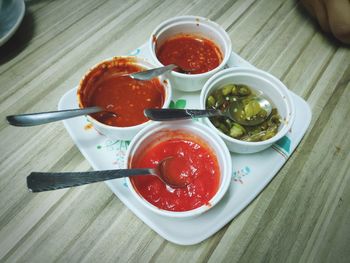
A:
156 34 223 74
130 136 220 212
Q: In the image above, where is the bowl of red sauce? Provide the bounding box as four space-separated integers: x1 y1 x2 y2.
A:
125 121 232 218
78 56 172 140
148 16 232 92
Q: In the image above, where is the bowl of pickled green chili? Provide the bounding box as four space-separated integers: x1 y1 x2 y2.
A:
200 67 295 154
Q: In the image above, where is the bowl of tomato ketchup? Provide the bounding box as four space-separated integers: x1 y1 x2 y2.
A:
148 16 232 92
78 56 172 140
125 121 232 218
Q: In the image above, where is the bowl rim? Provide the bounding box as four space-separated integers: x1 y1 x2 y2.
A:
77 56 172 131
199 67 295 146
124 120 232 218
148 15 232 79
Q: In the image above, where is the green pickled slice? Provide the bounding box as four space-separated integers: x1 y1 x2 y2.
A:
221 84 234 96
244 100 261 119
229 123 246 138
238 85 251 96
207 95 216 108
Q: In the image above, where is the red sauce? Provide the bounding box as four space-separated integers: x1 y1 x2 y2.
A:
78 58 165 127
130 134 220 212
156 34 223 74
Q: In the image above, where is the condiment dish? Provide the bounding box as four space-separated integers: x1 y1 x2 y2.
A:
148 16 232 92
77 56 172 140
200 67 295 154
125 121 232 218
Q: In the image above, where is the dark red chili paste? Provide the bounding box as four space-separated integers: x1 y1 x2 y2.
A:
78 58 165 127
156 34 222 74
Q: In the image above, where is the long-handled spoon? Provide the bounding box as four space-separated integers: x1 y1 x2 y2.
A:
27 157 189 192
128 63 177 80
6 106 104 127
145 96 272 126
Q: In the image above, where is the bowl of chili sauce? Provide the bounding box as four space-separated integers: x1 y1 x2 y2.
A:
148 16 232 92
77 56 172 140
125 121 232 218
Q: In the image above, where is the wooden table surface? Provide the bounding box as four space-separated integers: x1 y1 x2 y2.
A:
1 0 349 262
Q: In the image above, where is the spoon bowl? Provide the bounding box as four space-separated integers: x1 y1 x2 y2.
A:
156 156 191 188
27 156 186 192
225 96 272 126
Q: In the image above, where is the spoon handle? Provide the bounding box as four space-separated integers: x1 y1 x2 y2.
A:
130 64 177 80
27 169 152 192
6 107 103 127
144 108 221 121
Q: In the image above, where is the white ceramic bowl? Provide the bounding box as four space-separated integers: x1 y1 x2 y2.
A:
148 16 232 92
200 67 295 154
125 121 232 218
77 56 172 141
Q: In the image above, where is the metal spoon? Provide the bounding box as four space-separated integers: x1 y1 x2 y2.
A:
127 63 195 79
145 97 272 126
6 106 104 127
128 64 177 80
27 157 189 192
6 64 182 127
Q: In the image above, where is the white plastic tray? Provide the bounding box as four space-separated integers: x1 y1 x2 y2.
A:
58 44 311 245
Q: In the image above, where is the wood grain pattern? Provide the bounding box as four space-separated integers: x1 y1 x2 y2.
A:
0 0 349 262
